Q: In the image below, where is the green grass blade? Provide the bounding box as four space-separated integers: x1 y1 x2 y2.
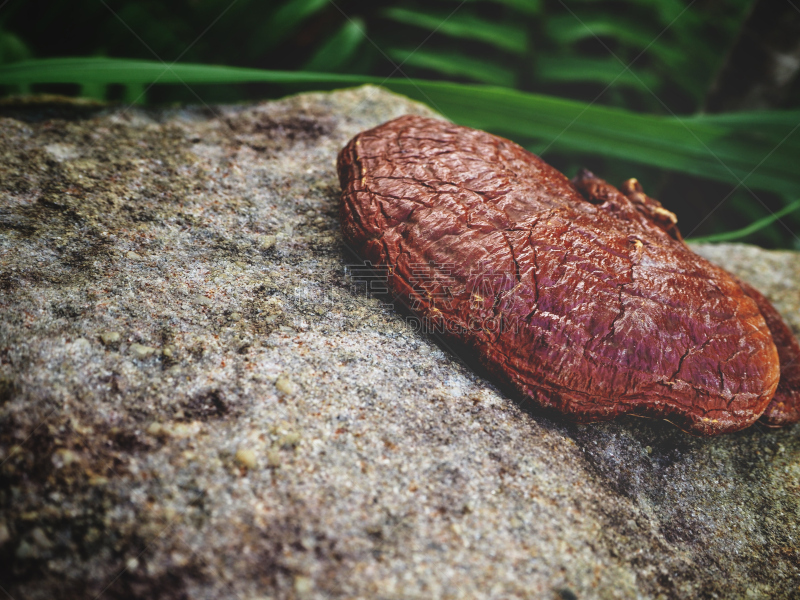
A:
486 0 542 15
545 14 685 67
572 0 700 28
686 199 800 243
0 57 368 85
1 58 797 198
248 0 329 54
387 48 516 87
124 82 146 105
0 28 31 64
380 81 799 197
381 7 527 54
79 82 106 101
304 18 366 72
547 14 657 46
537 56 660 91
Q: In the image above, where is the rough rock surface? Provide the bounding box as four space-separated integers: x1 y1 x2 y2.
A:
0 86 798 600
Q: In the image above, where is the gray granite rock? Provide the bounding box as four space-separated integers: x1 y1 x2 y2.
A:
0 86 798 600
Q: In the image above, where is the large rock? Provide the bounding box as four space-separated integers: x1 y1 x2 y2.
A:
0 86 798 600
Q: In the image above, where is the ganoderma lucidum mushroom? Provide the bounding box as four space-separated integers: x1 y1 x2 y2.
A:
338 115 800 436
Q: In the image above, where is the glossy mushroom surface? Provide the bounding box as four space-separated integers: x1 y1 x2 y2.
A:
338 115 798 435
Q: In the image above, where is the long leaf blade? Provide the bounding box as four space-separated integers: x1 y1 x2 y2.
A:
380 8 528 54
687 199 800 243
387 47 516 87
1 58 797 198
537 55 660 91
303 18 366 72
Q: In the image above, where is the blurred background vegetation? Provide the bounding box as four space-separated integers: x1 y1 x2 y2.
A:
0 0 799 247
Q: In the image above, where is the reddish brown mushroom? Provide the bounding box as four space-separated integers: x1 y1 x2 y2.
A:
337 115 800 436
736 279 800 426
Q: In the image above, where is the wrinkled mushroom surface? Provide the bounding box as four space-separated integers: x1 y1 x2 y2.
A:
338 115 799 435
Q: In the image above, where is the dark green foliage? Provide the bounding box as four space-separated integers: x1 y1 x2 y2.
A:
0 0 798 246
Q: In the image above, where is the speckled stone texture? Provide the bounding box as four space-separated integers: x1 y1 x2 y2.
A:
0 87 798 600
